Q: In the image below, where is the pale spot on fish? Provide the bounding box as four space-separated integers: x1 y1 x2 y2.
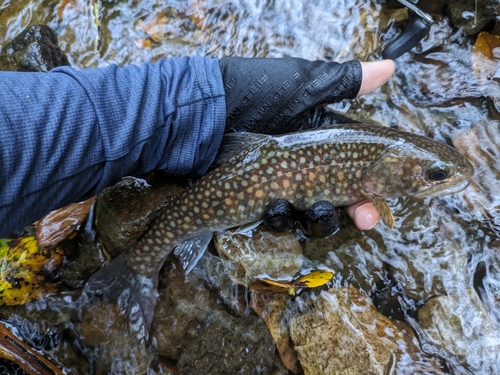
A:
255 190 264 198
282 180 290 189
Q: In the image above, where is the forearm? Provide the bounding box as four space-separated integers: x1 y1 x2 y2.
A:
0 57 226 236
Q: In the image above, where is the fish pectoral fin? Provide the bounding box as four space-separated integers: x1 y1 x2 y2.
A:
174 232 214 274
361 192 395 229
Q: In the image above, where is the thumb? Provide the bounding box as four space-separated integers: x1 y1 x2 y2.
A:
357 60 395 96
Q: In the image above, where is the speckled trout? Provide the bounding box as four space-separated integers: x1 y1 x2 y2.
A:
84 123 473 338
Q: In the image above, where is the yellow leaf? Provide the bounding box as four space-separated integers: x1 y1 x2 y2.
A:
473 32 500 59
0 237 64 305
259 270 334 295
294 270 335 289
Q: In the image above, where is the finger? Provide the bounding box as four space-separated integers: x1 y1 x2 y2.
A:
344 200 379 230
357 60 395 96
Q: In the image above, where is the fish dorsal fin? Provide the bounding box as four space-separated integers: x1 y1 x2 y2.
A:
214 132 269 166
361 192 395 229
174 232 214 274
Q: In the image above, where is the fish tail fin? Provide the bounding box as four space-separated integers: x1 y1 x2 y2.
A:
81 254 158 374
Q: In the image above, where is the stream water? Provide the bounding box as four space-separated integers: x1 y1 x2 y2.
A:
1 0 499 374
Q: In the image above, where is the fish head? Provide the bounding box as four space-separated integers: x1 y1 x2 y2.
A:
360 140 474 199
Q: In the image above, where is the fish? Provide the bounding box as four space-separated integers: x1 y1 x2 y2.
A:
81 123 474 372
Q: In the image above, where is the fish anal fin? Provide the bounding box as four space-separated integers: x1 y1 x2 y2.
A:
174 232 213 274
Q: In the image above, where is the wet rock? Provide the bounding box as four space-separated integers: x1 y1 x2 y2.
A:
95 175 189 258
251 293 302 374
151 264 215 360
289 286 403 375
214 226 304 286
199 250 251 317
388 239 470 300
80 300 154 375
418 287 500 373
302 219 387 293
446 0 499 35
0 25 69 71
153 259 282 374
390 320 450 374
176 311 276 375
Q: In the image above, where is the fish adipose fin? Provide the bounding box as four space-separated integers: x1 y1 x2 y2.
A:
80 254 158 374
362 192 395 229
174 232 214 273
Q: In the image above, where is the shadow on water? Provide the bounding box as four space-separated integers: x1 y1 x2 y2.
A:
1 0 500 374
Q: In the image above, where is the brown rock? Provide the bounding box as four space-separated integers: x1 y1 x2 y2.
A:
447 0 500 35
418 287 500 373
95 175 189 258
214 226 304 286
289 286 402 375
388 239 470 300
176 311 276 375
0 25 69 72
151 265 215 360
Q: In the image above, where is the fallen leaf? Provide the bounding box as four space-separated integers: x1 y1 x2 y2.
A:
473 32 500 59
0 237 64 305
135 38 153 49
258 270 334 295
36 196 95 248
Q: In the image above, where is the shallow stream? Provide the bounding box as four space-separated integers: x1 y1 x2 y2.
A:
1 0 500 374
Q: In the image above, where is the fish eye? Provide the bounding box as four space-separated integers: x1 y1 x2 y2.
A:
427 165 449 181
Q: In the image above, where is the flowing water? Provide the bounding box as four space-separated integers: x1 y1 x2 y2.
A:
1 0 500 374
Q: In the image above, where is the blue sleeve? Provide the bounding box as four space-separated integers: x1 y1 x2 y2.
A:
0 56 226 236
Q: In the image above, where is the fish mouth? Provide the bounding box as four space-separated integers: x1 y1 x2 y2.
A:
413 179 470 198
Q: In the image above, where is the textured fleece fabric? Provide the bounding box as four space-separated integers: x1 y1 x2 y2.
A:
0 57 226 236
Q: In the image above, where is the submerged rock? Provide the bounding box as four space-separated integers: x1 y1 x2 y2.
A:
152 261 282 374
289 286 402 375
446 0 500 35
176 311 276 375
95 175 188 258
388 239 470 300
0 25 69 71
214 226 304 286
418 287 500 373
